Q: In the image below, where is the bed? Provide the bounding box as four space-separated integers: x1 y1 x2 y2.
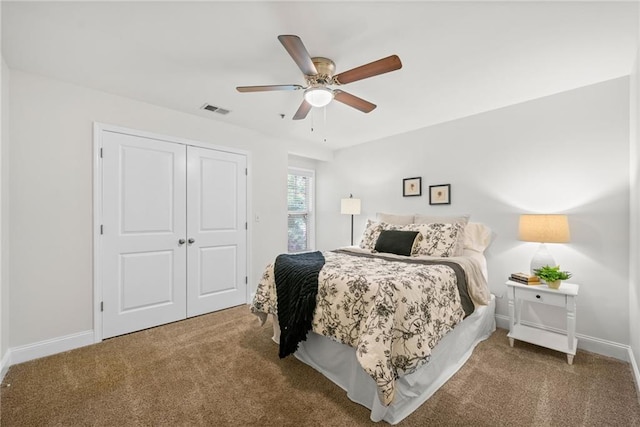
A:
251 215 495 424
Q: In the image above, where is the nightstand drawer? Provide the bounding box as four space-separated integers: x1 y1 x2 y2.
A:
514 287 566 307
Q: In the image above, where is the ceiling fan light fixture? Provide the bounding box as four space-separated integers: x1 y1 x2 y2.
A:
304 87 334 107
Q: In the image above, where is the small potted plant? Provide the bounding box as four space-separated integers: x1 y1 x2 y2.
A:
533 265 572 289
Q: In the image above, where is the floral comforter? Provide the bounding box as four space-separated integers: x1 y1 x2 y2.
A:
251 249 485 406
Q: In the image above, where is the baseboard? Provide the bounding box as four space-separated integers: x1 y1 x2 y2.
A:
0 349 11 382
495 314 630 361
494 314 510 330
577 331 631 361
629 346 640 402
9 330 94 367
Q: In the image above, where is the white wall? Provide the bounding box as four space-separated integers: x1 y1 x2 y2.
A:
289 154 319 171
0 49 3 369
0 55 9 371
630 17 640 380
0 3 4 374
316 78 630 349
7 70 329 349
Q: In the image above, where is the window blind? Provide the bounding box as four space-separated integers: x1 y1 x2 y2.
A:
287 169 314 253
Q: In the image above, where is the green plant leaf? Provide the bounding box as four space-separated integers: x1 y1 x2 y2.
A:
533 265 572 281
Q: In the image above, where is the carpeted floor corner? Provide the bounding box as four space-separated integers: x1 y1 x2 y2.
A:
1 305 639 426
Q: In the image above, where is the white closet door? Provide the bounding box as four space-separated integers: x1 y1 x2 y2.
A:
102 131 187 339
186 146 247 317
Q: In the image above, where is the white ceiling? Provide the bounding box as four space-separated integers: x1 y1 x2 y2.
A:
2 1 638 151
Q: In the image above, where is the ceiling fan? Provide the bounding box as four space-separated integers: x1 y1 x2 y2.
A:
236 35 402 120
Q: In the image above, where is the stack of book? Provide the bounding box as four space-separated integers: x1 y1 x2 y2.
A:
509 272 541 285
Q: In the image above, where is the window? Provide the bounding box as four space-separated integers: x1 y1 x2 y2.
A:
287 167 315 253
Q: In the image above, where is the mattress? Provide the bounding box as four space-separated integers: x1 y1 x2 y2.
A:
293 294 496 424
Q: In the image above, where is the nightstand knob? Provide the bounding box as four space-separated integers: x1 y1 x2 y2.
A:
536 294 541 299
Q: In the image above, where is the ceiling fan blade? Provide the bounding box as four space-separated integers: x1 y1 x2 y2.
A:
333 90 376 113
278 35 318 76
236 84 303 93
293 100 312 120
333 55 402 85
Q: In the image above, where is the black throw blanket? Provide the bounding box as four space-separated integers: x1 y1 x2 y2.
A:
274 251 325 358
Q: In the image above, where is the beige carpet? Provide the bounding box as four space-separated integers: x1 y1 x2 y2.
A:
1 305 639 426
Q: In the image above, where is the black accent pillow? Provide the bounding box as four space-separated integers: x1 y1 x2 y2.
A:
374 230 420 256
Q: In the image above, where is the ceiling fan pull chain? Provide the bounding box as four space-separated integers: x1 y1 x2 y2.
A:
323 106 328 143
310 109 315 133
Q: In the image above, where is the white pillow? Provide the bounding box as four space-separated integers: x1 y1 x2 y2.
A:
464 222 492 252
376 212 415 225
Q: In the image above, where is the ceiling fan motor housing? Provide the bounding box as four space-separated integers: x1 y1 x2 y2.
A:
307 57 336 86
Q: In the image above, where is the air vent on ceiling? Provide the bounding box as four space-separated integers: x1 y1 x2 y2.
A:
201 103 230 115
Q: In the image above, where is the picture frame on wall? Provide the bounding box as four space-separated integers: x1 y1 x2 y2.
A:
429 184 451 205
403 177 422 197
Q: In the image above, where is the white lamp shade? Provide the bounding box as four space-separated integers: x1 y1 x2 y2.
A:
518 214 570 243
304 87 334 107
341 198 361 215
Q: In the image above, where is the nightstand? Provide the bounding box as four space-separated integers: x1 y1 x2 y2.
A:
505 279 579 364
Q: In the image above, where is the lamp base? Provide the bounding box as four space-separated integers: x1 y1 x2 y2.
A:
350 214 354 246
530 243 556 275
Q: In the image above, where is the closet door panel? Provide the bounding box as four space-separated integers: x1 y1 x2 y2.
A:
200 157 238 230
187 146 247 317
120 145 175 232
120 250 174 310
102 131 187 339
199 246 237 294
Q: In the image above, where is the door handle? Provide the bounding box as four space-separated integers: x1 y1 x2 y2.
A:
188 238 195 244
178 238 186 245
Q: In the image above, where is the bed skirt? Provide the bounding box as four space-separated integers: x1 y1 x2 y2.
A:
291 294 496 424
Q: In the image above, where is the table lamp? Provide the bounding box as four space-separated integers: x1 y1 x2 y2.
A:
518 214 570 274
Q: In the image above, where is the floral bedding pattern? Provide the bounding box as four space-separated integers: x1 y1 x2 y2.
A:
415 222 465 257
251 250 468 406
